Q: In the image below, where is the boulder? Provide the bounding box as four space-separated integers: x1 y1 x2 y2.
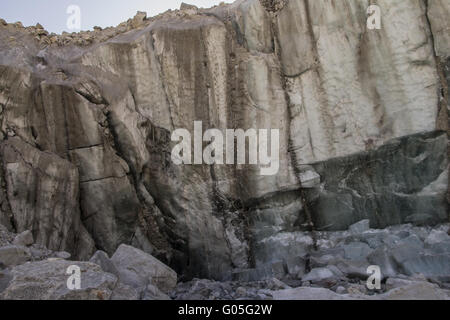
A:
0 269 12 293
272 287 355 300
0 245 31 268
180 3 198 11
0 224 14 247
343 242 372 261
334 260 368 280
29 246 53 261
348 220 370 234
310 254 338 268
377 282 450 300
12 230 34 247
298 168 321 188
425 230 450 245
1 260 117 300
265 278 291 291
385 277 427 291
232 268 274 282
111 245 177 294
231 261 286 282
428 240 450 254
142 284 170 300
54 251 71 260
171 279 233 300
301 268 337 287
309 133 448 231
110 282 140 300
400 255 450 282
89 250 119 276
367 247 398 279
336 286 346 294
285 256 306 278
1 137 96 260
391 242 423 265
130 11 147 28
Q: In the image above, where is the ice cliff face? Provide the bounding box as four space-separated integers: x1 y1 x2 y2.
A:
0 0 448 280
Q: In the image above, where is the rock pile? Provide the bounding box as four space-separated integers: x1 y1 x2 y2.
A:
0 225 177 300
171 221 450 300
1 221 449 300
0 2 230 48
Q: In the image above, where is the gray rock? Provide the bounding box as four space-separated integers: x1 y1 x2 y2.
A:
302 268 337 287
298 168 321 188
0 224 14 247
89 250 119 276
111 244 177 294
391 239 424 265
343 242 372 261
269 261 287 279
425 230 450 245
142 284 170 300
310 254 338 268
232 268 266 282
396 231 411 239
349 220 370 234
324 265 346 281
398 234 424 249
405 214 438 226
110 282 140 300
334 260 368 280
180 3 198 11
29 246 53 261
367 247 398 279
231 262 286 282
171 279 233 300
428 240 450 254
385 277 426 291
12 231 34 247
363 234 385 249
235 286 247 297
376 282 450 300
0 269 12 293
400 255 450 282
1 138 96 260
272 287 356 300
382 234 401 248
130 11 147 28
336 286 346 294
130 227 154 256
427 0 450 57
301 281 311 287
54 251 71 260
346 284 368 296
285 256 306 278
265 278 291 291
1 260 117 300
0 245 31 267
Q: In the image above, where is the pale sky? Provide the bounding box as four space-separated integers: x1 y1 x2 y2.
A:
0 0 234 34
